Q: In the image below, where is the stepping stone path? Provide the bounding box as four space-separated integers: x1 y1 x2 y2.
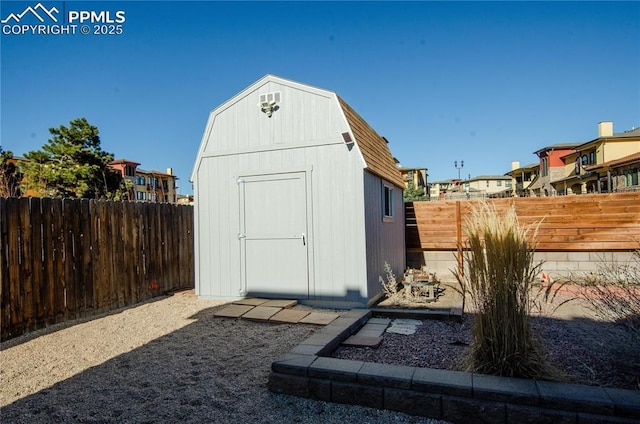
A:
242 306 282 321
386 318 423 335
341 317 426 348
342 317 391 348
213 304 254 318
213 298 340 326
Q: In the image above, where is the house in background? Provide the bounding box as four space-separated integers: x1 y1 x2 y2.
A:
399 167 428 190
584 151 640 193
399 166 428 199
551 123 640 195
467 175 512 198
191 74 405 307
428 175 510 200
506 161 539 197
428 179 456 200
528 142 580 196
177 194 195 205
108 159 179 203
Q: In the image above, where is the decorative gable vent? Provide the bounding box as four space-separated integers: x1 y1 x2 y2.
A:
258 91 281 117
259 92 281 104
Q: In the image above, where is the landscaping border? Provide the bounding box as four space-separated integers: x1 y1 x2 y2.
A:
268 310 640 424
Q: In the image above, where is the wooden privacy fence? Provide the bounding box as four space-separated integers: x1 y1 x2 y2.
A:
0 198 194 341
406 192 640 252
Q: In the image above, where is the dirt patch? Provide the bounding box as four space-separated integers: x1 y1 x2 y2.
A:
1 291 448 423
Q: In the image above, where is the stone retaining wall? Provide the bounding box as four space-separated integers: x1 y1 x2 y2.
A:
409 251 637 282
268 309 640 424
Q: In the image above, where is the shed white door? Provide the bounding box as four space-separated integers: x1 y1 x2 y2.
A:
239 172 309 297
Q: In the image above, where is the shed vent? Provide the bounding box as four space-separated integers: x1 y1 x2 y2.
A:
258 91 281 117
259 92 281 104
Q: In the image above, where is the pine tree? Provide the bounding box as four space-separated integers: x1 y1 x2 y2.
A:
21 118 124 198
0 147 22 197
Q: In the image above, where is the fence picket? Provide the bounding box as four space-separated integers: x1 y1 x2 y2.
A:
29 198 45 330
0 198 9 339
19 198 35 333
80 199 93 315
6 198 23 338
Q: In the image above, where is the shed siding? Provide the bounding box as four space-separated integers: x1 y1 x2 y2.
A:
201 82 347 155
363 172 406 304
195 144 367 301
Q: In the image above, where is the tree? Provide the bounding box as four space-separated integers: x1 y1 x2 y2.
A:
0 147 22 197
21 118 126 199
403 180 427 202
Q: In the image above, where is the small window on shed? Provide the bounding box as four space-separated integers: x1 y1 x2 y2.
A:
383 185 393 221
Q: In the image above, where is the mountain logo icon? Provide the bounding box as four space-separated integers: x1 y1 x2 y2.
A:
1 3 59 24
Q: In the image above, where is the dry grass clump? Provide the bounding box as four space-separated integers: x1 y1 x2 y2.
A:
456 202 557 379
379 263 441 305
379 262 401 301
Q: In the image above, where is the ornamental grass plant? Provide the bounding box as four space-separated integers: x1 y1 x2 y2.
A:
456 202 557 379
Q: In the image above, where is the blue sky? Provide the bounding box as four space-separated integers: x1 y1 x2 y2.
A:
2 1 639 195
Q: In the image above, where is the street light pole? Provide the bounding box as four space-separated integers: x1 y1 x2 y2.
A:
454 160 464 180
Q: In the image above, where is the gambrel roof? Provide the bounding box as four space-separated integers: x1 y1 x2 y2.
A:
191 75 404 188
337 96 404 188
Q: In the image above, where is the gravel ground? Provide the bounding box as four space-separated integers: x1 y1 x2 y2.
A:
333 289 640 391
1 291 447 424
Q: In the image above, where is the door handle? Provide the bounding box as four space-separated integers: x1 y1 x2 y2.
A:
301 233 306 246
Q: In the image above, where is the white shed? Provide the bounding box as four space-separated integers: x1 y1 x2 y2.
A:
191 75 405 308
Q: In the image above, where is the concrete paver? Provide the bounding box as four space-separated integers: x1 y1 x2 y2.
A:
214 304 255 318
261 299 298 308
242 306 282 321
269 309 311 323
299 312 339 325
356 323 389 337
233 298 270 306
341 335 383 348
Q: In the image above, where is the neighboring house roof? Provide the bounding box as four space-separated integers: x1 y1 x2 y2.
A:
518 162 539 170
470 175 512 181
584 151 640 171
337 96 404 188
612 127 640 138
534 142 581 155
398 167 428 172
110 158 141 166
514 162 540 171
506 162 539 176
572 126 640 151
137 168 178 178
